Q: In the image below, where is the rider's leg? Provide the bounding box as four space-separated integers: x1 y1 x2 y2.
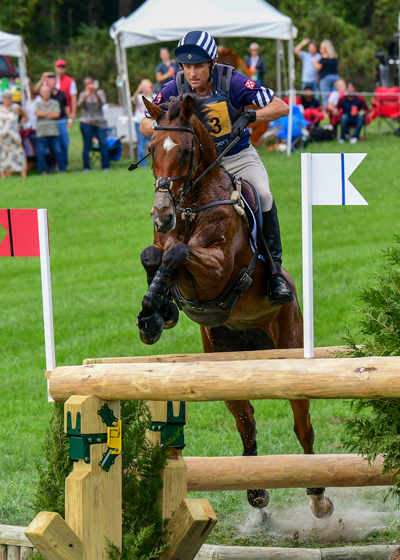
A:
222 145 293 306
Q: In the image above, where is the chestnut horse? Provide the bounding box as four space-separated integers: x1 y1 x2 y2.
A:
136 94 333 518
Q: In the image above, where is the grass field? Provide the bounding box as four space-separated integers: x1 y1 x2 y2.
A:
1 123 400 548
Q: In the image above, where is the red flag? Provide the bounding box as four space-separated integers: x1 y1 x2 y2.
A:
0 209 40 257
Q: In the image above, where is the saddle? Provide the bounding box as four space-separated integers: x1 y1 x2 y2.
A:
240 179 262 231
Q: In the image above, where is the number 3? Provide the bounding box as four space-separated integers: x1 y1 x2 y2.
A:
210 117 222 135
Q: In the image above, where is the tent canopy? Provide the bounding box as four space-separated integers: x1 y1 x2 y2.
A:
111 0 297 48
0 30 28 57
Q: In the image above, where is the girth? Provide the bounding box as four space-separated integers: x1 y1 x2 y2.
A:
170 248 259 328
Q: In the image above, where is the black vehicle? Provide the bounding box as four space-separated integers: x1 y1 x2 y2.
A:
0 55 18 79
375 32 400 88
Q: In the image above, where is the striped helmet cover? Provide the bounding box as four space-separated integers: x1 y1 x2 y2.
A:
178 31 218 60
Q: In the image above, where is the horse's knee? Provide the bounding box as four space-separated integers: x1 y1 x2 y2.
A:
162 243 188 270
141 245 162 276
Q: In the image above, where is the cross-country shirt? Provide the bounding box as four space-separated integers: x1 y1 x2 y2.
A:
150 70 275 156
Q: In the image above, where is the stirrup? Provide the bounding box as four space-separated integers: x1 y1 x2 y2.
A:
268 272 294 306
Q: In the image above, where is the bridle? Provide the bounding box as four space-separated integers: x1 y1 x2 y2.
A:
152 123 203 212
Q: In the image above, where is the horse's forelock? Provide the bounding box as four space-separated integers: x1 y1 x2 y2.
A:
166 94 212 133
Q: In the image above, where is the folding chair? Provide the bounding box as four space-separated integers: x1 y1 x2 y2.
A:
372 87 400 134
270 106 311 152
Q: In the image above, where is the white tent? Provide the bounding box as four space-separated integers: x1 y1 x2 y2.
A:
0 30 29 107
110 0 297 156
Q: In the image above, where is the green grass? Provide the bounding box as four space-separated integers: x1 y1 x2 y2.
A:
1 123 400 548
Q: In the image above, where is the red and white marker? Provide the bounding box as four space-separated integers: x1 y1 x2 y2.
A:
0 209 55 401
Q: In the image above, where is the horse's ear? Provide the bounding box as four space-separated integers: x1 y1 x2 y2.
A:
143 97 164 122
180 95 195 122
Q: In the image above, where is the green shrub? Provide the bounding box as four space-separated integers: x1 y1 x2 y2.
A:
340 235 400 503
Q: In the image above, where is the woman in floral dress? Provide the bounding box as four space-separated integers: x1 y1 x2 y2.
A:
0 90 28 178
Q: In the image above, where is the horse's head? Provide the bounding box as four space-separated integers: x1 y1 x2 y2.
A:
143 95 210 234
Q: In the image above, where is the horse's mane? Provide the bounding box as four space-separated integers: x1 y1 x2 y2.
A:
163 94 212 134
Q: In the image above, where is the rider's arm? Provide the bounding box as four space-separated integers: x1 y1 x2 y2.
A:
140 116 154 137
255 97 289 122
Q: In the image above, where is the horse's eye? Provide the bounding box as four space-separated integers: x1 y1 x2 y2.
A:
181 148 192 160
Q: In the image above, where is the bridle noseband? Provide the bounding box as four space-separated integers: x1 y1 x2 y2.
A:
152 124 203 211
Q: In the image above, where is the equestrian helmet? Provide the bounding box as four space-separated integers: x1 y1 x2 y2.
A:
175 31 218 64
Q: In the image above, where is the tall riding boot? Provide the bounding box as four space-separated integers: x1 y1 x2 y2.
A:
262 201 294 306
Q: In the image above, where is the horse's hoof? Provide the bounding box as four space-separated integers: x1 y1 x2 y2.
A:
247 489 270 509
159 300 179 330
309 493 334 519
137 311 164 345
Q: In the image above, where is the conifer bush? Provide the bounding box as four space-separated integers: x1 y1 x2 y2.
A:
34 400 169 560
339 235 400 503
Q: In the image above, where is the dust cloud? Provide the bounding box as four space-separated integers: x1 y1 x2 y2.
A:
237 487 398 543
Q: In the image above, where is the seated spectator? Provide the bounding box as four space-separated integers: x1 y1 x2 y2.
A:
35 85 66 174
154 48 179 94
327 78 346 112
338 83 369 144
0 89 27 179
78 77 109 172
132 79 155 167
244 42 266 86
301 87 320 109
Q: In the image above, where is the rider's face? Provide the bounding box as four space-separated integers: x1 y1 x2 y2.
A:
182 62 211 91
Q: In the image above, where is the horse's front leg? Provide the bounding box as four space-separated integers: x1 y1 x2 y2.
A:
137 245 179 345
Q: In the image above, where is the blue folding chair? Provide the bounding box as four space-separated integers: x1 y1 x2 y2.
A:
270 106 311 152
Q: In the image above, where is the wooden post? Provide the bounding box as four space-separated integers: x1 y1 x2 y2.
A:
26 396 122 560
64 396 122 560
147 401 217 560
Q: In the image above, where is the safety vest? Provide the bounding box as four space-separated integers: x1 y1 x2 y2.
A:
176 64 245 154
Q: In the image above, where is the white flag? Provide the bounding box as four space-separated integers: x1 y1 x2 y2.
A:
310 153 367 206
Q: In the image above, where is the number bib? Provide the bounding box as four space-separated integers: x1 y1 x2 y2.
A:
205 89 243 154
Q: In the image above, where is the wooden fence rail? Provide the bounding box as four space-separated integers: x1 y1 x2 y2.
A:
0 525 35 559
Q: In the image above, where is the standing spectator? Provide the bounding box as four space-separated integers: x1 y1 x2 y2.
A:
78 78 109 172
35 60 76 167
244 42 266 86
294 38 321 93
25 79 42 130
35 85 65 175
46 73 71 171
132 79 155 167
0 90 27 179
314 40 339 107
154 48 179 94
337 83 369 144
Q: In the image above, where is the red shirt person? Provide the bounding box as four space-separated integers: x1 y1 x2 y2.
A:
54 59 77 122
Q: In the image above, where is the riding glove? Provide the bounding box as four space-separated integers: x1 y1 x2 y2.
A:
231 110 257 139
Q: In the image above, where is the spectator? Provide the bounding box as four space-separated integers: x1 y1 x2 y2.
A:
35 85 65 175
132 79 155 167
327 78 346 113
314 40 339 107
46 73 71 171
0 89 27 179
77 78 109 172
25 79 41 130
301 87 320 109
154 48 179 94
35 60 76 167
294 38 321 93
338 83 369 144
244 42 266 86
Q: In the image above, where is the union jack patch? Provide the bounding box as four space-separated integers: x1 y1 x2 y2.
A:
155 92 162 104
245 79 256 90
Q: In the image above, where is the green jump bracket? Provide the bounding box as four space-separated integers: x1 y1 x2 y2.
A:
66 403 121 471
150 401 186 449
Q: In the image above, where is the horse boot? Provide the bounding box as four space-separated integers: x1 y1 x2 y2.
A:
146 272 179 330
261 201 294 307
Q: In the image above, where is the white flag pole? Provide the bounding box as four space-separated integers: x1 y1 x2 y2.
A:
38 209 55 402
301 154 314 359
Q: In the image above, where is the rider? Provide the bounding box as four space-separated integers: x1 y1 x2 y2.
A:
140 31 292 306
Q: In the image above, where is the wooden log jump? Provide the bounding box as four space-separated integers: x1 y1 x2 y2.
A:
185 454 395 492
50 356 400 402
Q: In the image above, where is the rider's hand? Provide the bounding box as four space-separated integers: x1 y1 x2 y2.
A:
231 110 257 139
